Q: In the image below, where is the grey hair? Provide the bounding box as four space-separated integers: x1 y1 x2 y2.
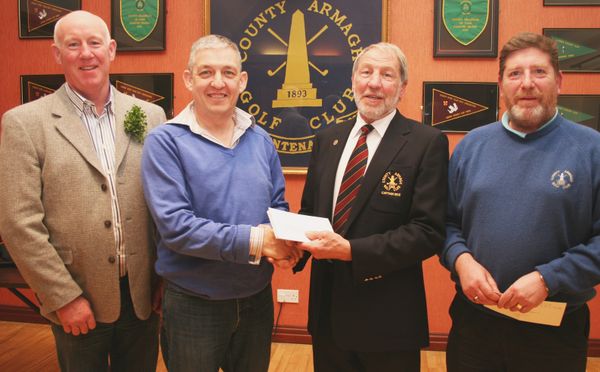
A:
53 10 111 46
187 34 242 70
352 42 409 83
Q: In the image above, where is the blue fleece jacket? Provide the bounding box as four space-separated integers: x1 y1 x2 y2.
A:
141 112 288 300
442 114 600 309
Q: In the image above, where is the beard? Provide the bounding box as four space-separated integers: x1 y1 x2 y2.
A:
355 97 392 122
354 87 403 123
505 96 556 132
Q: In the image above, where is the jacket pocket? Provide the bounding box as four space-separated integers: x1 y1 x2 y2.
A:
370 166 413 213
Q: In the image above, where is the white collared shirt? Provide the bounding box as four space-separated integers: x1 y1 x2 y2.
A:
167 102 254 148
65 84 126 276
332 109 396 217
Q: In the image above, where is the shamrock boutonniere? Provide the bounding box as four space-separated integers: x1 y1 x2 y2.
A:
124 105 148 143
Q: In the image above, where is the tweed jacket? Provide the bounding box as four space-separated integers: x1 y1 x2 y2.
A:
0 84 166 324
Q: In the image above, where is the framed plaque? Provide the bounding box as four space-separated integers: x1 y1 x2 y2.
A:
111 0 166 51
544 0 600 5
20 74 65 103
434 0 499 57
21 74 174 119
423 82 498 132
558 95 600 131
208 0 388 172
543 29 600 72
109 73 174 118
18 0 81 39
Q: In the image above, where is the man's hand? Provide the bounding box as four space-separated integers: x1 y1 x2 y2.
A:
297 231 352 261
455 253 501 305
267 241 303 269
55 296 96 336
261 226 302 265
497 271 548 313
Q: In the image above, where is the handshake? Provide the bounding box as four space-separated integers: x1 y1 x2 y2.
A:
259 225 303 269
257 224 353 269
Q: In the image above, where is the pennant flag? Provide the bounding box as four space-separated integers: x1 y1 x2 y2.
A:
115 80 164 103
27 81 55 102
558 105 594 123
552 37 596 61
27 0 71 32
431 88 489 126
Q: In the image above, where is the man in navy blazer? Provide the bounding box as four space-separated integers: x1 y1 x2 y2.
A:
294 42 448 371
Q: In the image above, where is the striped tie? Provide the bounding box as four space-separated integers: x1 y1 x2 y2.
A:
333 124 374 232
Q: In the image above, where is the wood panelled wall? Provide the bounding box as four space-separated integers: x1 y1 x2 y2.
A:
1 0 600 342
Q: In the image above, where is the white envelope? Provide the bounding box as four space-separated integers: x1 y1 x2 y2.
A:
267 208 333 242
485 301 566 327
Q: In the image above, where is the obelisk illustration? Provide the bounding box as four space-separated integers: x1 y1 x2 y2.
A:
272 10 322 108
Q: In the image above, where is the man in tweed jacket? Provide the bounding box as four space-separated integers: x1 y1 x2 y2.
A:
0 11 165 371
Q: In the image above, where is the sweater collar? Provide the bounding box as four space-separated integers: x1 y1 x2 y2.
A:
501 108 560 140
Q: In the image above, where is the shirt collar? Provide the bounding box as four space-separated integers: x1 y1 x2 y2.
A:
167 102 255 147
65 83 114 117
501 108 558 138
352 109 396 138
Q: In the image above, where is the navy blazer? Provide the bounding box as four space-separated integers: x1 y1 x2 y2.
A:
295 110 449 352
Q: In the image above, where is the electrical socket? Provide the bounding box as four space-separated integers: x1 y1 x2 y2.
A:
277 289 299 303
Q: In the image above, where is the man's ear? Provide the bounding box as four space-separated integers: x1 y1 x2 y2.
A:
556 70 563 94
183 69 193 91
397 81 408 101
239 71 248 93
51 44 62 65
108 39 117 62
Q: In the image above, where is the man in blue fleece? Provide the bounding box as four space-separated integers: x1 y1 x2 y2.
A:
141 35 300 372
441 32 600 371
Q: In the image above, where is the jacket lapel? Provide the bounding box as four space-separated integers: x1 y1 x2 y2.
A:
113 91 131 170
344 111 410 233
52 86 104 175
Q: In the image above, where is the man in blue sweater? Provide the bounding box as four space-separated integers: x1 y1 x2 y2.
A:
141 35 300 372
441 32 600 371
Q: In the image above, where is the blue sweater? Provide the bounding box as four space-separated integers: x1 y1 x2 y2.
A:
141 117 288 300
442 115 600 309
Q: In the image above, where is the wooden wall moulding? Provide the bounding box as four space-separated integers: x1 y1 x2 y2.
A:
0 304 46 324
271 325 312 344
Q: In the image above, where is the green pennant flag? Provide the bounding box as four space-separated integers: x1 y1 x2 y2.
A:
443 0 489 46
120 0 159 42
558 105 594 123
552 37 596 61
